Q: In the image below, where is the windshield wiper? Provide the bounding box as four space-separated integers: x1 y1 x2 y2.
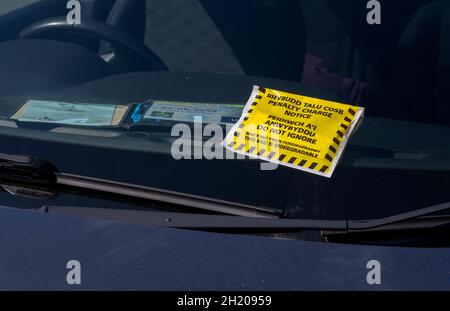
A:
36 202 450 232
322 201 450 243
0 152 280 218
1 152 450 234
346 201 450 231
0 152 57 185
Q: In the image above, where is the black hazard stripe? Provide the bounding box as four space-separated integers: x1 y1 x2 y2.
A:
333 137 341 146
320 166 329 173
259 87 266 94
298 159 307 167
340 123 349 130
337 130 344 138
258 149 266 156
252 102 258 107
279 154 287 161
234 132 240 137
243 116 249 121
329 145 337 154
344 116 352 123
248 109 254 114
348 108 356 116
255 95 262 100
309 162 318 170
288 157 297 164
325 154 333 162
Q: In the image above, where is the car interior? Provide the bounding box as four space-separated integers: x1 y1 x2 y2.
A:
0 0 447 125
0 0 446 117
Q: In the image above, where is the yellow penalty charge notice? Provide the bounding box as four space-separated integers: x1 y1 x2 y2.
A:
222 86 365 178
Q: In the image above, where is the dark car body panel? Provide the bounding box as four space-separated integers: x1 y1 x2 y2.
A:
0 206 448 290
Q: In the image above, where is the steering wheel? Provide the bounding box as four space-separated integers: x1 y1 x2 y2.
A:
18 17 168 72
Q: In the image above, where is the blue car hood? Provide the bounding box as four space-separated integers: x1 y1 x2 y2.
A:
0 206 448 290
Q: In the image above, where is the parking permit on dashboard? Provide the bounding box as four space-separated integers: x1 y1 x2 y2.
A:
222 86 365 178
142 100 244 125
10 100 130 126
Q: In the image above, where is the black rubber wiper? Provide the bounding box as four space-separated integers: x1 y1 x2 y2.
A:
322 201 450 242
0 152 280 218
38 202 450 234
1 153 450 233
0 152 57 185
347 201 450 231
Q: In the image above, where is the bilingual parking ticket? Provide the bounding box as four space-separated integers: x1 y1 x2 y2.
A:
222 86 365 178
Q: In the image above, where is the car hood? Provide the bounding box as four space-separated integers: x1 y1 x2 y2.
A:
0 206 448 290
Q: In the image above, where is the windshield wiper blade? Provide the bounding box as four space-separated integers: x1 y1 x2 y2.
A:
40 203 450 233
0 152 280 218
40 206 348 230
322 201 450 239
347 201 450 231
2 152 450 232
0 152 57 185
55 173 280 218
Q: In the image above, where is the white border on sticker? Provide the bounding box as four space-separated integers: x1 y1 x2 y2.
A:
221 85 365 178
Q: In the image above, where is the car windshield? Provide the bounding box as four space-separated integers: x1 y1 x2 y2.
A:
0 0 448 222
